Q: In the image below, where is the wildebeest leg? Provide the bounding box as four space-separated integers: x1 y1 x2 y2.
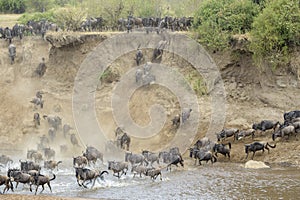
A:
91 178 97 189
265 146 270 153
35 185 39 195
251 151 256 160
47 182 52 192
245 152 249 160
77 177 82 187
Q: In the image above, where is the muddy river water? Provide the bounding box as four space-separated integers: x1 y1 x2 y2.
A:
5 162 300 200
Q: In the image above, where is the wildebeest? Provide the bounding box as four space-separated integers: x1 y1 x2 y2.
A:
107 161 128 178
39 134 49 148
152 40 167 62
212 143 231 159
181 108 192 124
194 137 214 150
252 120 279 132
35 91 43 99
283 110 300 123
7 168 34 189
236 129 255 140
135 68 143 83
43 114 62 131
44 160 62 170
145 168 162 181
216 128 239 142
32 173 56 195
158 151 171 163
27 150 43 163
135 49 143 65
0 174 14 193
115 127 131 150
142 150 159 166
75 167 108 188
43 147 55 160
73 156 88 168
166 154 184 171
272 125 296 141
20 160 41 171
125 152 148 166
48 127 56 141
70 133 80 146
63 124 73 138
33 113 40 127
171 114 181 128
30 97 44 109
189 147 217 165
0 155 13 166
143 62 152 74
8 43 16 64
244 142 276 160
35 57 47 77
83 146 103 165
131 165 148 178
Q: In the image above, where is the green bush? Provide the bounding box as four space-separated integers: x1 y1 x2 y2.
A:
194 0 259 51
53 6 87 31
18 10 55 24
0 0 26 13
250 0 300 68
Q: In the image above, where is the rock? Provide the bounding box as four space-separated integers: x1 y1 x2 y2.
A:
276 79 287 88
245 160 270 169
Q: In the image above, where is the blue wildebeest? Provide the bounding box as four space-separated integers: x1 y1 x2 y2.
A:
272 125 296 141
216 128 239 142
75 167 108 188
212 143 231 159
8 43 16 64
142 150 159 166
252 120 279 132
125 152 148 166
189 147 217 165
107 161 128 179
244 141 276 160
83 146 103 165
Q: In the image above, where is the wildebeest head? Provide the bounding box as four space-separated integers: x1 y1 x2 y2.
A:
244 144 250 154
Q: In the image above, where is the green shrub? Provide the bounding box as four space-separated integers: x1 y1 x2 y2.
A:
194 0 259 51
250 0 300 68
0 0 26 13
18 10 55 24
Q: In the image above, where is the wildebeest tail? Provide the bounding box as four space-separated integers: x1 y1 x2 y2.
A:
50 174 56 181
100 171 109 176
266 142 276 148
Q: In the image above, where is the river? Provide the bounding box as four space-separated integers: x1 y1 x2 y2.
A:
5 162 300 200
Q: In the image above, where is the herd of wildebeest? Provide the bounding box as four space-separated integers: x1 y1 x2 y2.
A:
0 99 299 195
0 15 193 42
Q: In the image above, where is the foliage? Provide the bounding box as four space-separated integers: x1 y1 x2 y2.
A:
0 0 26 13
249 0 300 68
18 10 55 24
25 0 55 12
193 0 259 51
53 6 87 31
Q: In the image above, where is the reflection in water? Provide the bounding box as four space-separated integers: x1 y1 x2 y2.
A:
5 163 300 199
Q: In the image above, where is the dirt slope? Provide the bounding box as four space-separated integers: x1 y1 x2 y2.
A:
0 32 299 167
